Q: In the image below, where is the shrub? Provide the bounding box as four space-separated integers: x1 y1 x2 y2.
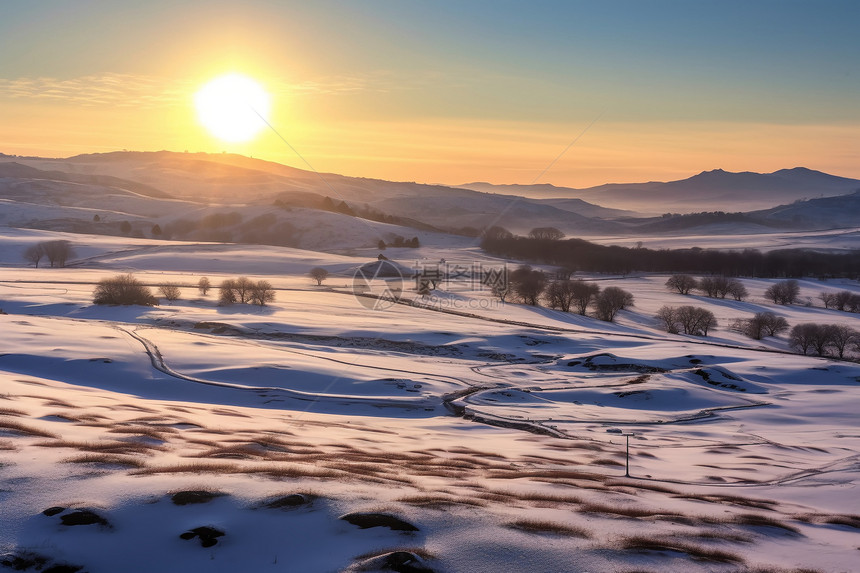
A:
309 267 329 286
158 283 181 302
93 274 158 306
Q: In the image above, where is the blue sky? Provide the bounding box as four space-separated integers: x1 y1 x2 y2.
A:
1 0 858 185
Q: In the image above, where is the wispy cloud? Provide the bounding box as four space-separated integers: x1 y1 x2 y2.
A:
0 72 387 108
0 74 193 108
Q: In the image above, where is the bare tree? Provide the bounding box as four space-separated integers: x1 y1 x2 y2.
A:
655 306 680 334
219 279 237 305
159 283 181 302
675 305 717 336
726 279 748 301
658 305 716 336
765 280 800 305
198 277 211 296
826 324 858 358
23 244 45 268
698 276 720 298
490 281 510 303
545 280 576 312
93 274 158 306
249 280 276 306
233 276 254 303
41 240 75 268
594 287 634 322
789 323 818 355
761 312 790 337
510 265 546 306
528 227 565 241
665 274 697 295
570 280 600 315
310 267 329 286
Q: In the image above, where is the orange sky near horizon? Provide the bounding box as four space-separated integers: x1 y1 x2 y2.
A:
1 2 858 188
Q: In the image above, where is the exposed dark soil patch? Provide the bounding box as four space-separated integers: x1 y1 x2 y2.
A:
340 512 418 532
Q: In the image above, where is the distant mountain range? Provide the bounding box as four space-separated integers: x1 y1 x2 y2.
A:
462 167 860 213
1 151 859 246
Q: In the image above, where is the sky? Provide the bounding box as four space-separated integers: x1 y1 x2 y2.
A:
1 0 858 188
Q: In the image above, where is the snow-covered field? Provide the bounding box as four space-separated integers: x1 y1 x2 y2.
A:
1 227 859 573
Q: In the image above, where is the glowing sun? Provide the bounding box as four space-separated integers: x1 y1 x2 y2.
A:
195 73 270 142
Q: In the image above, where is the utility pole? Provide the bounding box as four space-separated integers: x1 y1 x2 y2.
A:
622 432 634 477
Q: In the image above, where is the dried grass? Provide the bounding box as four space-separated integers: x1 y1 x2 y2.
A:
506 519 591 538
0 419 59 438
63 454 146 468
617 535 744 563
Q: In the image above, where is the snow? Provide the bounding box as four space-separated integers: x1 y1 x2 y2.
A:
1 226 860 572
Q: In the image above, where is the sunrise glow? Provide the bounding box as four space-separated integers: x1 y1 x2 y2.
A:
194 74 270 143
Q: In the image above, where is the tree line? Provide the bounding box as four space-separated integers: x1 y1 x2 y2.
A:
480 230 860 278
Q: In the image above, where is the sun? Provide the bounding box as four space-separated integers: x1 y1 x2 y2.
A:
195 73 271 143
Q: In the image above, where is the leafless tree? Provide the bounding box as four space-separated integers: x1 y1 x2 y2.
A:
657 305 716 336
727 280 748 301
310 267 329 286
676 305 717 336
41 240 75 268
219 279 237 305
826 324 858 358
570 280 600 315
159 283 181 302
594 287 634 322
545 280 576 312
23 244 45 268
665 274 697 295
233 276 254 303
198 277 211 296
510 265 546 306
655 306 680 334
765 280 800 305
250 280 276 306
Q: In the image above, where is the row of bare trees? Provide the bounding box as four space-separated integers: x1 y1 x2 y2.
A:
24 241 75 268
501 266 634 322
655 306 717 336
219 277 276 306
665 274 749 301
820 290 860 313
790 323 859 358
666 274 806 306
